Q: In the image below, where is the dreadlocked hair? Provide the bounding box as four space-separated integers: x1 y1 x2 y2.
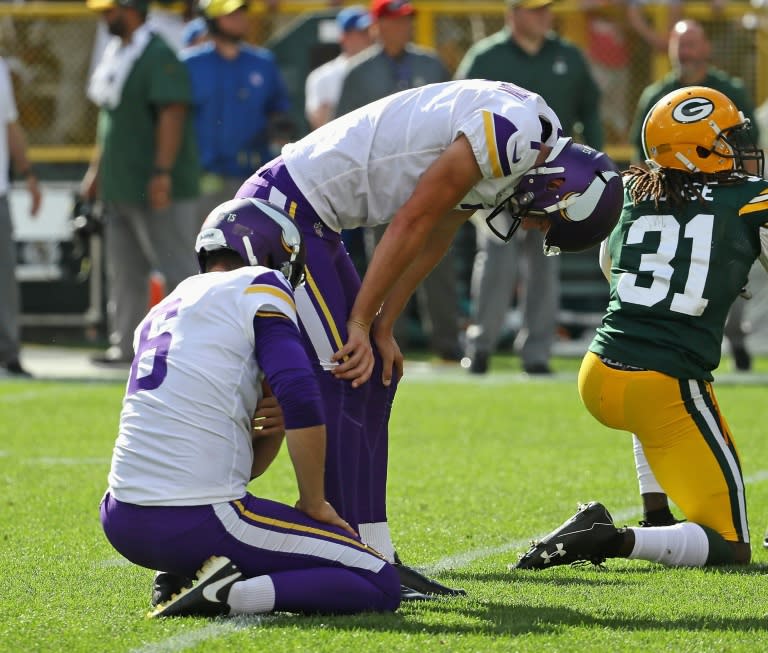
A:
624 165 745 209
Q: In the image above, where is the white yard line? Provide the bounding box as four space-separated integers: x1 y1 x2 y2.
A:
129 616 265 653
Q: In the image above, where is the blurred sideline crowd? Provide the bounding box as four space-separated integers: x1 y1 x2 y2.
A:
2 0 768 377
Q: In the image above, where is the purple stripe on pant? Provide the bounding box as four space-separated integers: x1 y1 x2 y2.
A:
236 160 398 531
101 492 400 614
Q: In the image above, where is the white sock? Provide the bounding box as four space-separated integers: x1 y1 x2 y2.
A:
633 434 664 495
629 522 709 566
227 576 276 615
358 521 396 562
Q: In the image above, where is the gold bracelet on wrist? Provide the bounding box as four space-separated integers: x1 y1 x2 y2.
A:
348 318 370 331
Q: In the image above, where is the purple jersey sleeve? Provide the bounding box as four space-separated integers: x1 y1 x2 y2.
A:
252 314 324 429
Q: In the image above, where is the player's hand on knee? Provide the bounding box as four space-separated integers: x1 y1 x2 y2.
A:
331 321 374 388
296 499 357 536
372 327 403 387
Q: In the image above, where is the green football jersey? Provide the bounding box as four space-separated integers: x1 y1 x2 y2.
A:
590 176 768 381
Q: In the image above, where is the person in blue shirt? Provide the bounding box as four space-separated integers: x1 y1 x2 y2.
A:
181 0 294 216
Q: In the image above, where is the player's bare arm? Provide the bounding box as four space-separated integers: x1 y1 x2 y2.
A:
8 121 41 216
287 424 356 536
372 209 468 386
148 102 186 211
332 134 483 387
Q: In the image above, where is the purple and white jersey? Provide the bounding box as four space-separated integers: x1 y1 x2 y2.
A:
282 79 562 232
108 266 298 506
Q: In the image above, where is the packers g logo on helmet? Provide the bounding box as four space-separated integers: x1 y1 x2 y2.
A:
671 97 714 124
641 86 763 175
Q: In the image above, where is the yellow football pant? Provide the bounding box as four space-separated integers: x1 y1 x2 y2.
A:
578 351 748 543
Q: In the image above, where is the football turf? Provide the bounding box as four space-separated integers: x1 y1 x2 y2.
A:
2 355 768 652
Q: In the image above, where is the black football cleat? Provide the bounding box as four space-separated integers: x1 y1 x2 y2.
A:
393 552 466 596
512 501 622 570
151 571 193 608
149 556 242 618
0 360 33 378
400 585 439 602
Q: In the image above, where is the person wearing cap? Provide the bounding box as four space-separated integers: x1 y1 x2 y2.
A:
82 0 201 366
335 0 462 365
180 0 294 218
305 6 373 131
456 0 603 377
336 0 449 116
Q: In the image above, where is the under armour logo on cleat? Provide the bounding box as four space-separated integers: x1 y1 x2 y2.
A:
540 543 567 564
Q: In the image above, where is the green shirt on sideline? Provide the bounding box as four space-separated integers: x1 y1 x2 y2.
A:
455 29 603 149
97 35 200 203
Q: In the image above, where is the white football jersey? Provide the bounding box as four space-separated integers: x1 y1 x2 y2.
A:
283 79 562 232
108 266 298 506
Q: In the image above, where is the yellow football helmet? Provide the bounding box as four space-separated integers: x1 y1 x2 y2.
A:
641 86 763 175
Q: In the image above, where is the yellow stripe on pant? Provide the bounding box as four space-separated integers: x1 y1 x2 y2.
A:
578 351 748 543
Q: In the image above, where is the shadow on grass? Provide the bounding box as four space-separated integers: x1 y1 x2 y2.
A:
255 598 768 637
441 561 768 585
247 564 768 637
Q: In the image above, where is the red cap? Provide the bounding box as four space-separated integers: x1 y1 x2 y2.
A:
370 0 415 19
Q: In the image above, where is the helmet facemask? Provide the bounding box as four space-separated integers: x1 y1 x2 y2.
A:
713 120 765 177
485 190 535 242
515 138 623 255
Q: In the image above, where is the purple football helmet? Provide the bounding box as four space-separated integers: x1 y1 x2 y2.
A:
195 198 306 288
487 137 624 255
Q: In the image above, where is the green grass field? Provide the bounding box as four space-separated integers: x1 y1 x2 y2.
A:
2 355 768 652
